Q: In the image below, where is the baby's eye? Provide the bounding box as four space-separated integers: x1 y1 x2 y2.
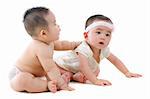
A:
96 32 101 34
105 33 110 36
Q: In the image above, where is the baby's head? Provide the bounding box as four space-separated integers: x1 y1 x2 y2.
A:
23 7 60 43
84 14 114 49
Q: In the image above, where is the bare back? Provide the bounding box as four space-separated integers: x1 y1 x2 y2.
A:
16 40 54 77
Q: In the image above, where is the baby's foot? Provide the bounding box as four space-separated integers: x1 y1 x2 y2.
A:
61 72 72 84
73 72 86 83
48 81 57 93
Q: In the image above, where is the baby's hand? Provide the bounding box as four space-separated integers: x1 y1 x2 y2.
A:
94 79 112 86
125 72 142 78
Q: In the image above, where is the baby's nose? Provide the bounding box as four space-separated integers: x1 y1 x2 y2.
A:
99 34 106 39
99 38 105 41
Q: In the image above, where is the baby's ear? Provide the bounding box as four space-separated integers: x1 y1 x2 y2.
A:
40 29 47 36
84 32 88 39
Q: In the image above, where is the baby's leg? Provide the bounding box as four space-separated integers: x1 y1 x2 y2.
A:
58 66 73 84
10 72 48 93
72 72 87 83
61 72 73 84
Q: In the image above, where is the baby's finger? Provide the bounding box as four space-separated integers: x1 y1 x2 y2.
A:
132 74 142 78
100 82 111 86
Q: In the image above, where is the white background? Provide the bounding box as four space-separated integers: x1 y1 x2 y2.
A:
0 0 149 99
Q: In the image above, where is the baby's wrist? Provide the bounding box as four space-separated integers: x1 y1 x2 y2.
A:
124 71 131 77
93 78 100 84
125 71 130 75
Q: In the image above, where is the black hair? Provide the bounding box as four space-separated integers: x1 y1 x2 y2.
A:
23 7 49 36
85 14 113 29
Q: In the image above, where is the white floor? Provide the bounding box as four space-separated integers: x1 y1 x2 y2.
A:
1 75 148 98
2 73 150 99
1 56 150 99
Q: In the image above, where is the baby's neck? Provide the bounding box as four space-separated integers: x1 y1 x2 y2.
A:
33 38 50 45
87 43 101 55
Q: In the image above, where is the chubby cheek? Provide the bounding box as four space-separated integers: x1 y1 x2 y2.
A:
88 36 94 42
87 36 97 46
105 38 111 45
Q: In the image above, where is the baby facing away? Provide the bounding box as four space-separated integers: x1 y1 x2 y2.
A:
9 7 81 93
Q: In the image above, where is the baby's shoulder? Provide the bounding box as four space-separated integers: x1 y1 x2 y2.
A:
75 41 93 57
101 47 111 58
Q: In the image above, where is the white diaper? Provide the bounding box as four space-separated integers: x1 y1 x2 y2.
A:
8 66 20 81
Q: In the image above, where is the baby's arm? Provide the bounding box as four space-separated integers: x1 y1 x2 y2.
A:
37 44 74 91
94 67 100 77
54 40 81 50
78 53 111 86
107 53 142 78
45 60 74 91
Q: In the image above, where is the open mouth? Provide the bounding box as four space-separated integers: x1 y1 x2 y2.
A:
99 42 104 45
